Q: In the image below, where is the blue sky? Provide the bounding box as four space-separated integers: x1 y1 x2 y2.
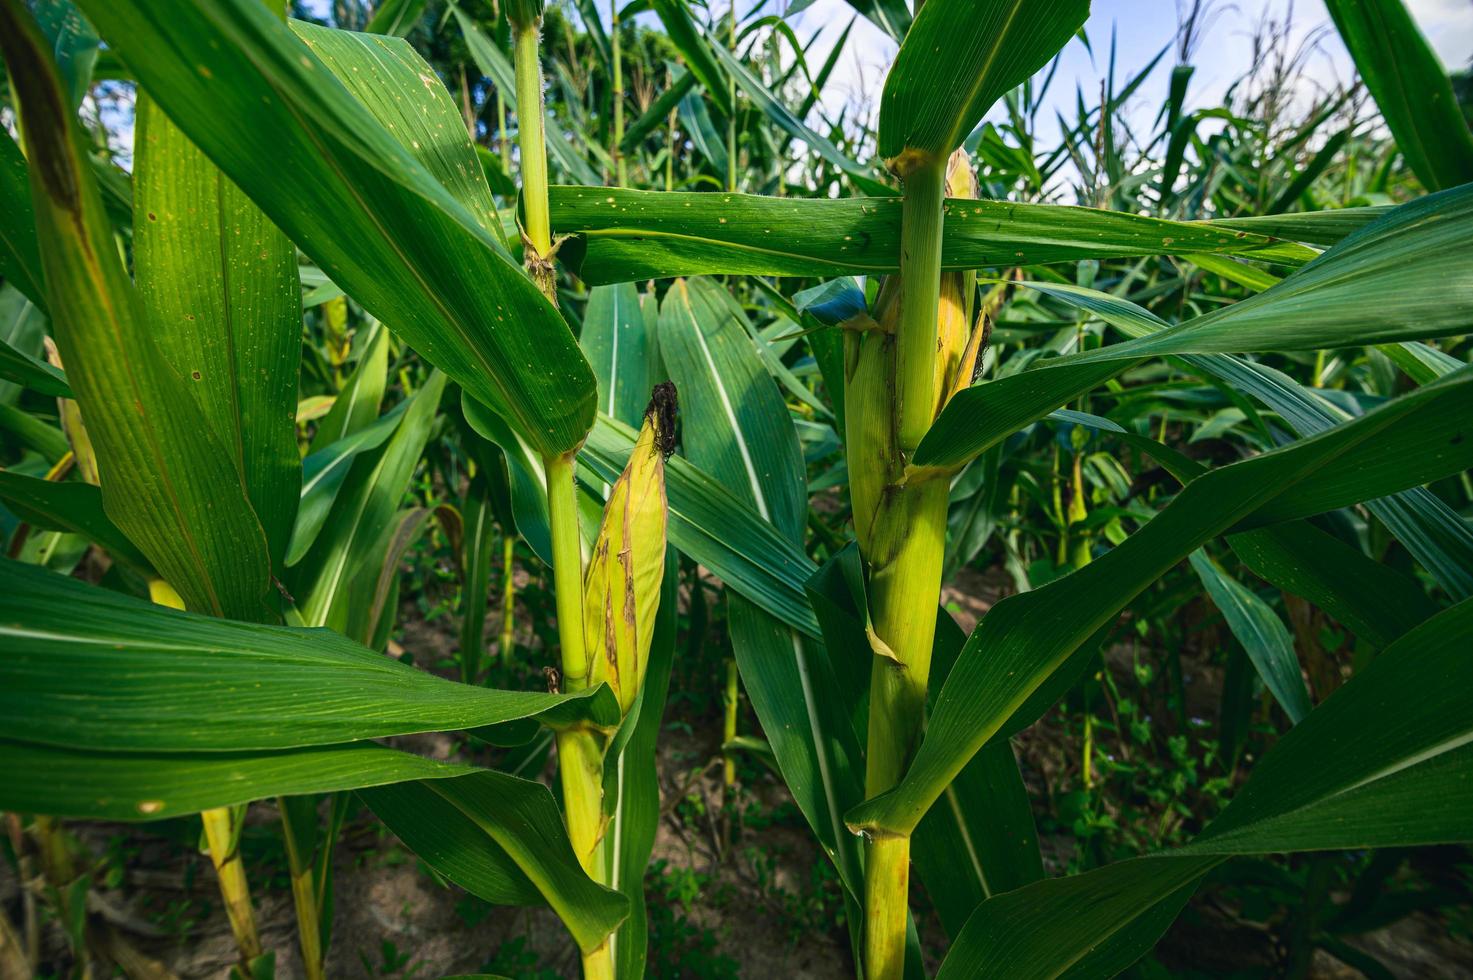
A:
780 0 1473 138
92 0 1473 175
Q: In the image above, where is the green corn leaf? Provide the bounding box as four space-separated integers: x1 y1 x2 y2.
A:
361 772 629 955
134 94 303 571
0 403 69 462
792 16 855 129
1189 596 1473 853
0 736 627 954
934 597 1473 978
825 0 909 42
308 320 390 455
462 393 555 564
658 277 866 908
942 277 1473 602
581 283 656 428
569 0 612 71
917 186 1473 469
344 504 444 649
916 610 1044 936
878 0 1089 171
288 323 396 566
287 403 404 568
1324 0 1473 191
647 0 732 117
1265 127 1351 214
848 366 1473 838
1379 340 1465 385
1157 63 1196 203
706 41 892 196
677 87 730 180
1188 551 1311 724
364 0 425 36
291 372 446 638
458 477 498 685
1207 207 1390 245
1229 522 1437 650
550 186 1311 284
0 287 49 407
933 855 1211 980
0 330 70 398
75 0 595 457
0 556 620 753
1 0 273 619
658 279 807 537
0 131 47 314
32 0 100 110
0 471 150 570
0 737 477 821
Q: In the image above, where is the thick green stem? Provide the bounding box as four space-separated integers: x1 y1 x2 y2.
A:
610 0 626 188
864 480 947 792
513 13 609 972
513 18 554 295
546 453 588 689
279 804 324 980
201 807 264 968
150 580 267 969
861 478 948 980
722 657 738 786
545 452 613 980
287 870 323 980
863 834 911 980
857 155 951 980
895 159 947 453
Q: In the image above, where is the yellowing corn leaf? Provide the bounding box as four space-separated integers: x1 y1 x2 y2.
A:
582 384 675 713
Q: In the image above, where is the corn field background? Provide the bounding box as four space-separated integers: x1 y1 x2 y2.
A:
1 0 1471 977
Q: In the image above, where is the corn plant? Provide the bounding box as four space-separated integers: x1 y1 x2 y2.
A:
1 0 1471 977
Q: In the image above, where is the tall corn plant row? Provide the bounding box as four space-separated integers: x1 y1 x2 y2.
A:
0 0 678 974
2 0 1473 977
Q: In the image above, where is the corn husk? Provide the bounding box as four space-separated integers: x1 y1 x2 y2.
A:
582 383 674 713
933 149 979 419
845 277 899 552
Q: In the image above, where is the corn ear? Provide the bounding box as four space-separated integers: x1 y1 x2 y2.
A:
933 149 979 418
582 382 675 714
845 277 899 553
849 151 984 551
